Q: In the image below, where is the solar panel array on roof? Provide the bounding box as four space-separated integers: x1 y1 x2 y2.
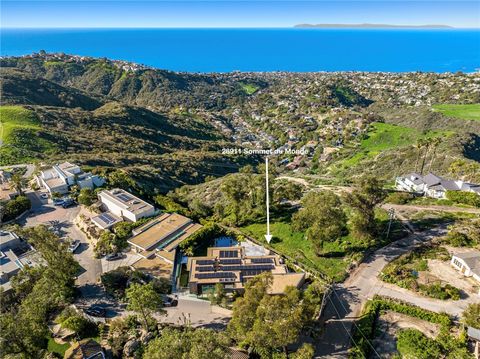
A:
117 193 133 202
196 265 215 272
242 269 269 277
222 264 274 271
220 259 242 265
195 272 236 279
196 260 215 265
99 213 117 225
250 258 274 264
219 250 238 258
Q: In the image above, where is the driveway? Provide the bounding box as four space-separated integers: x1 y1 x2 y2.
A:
315 225 449 358
20 191 102 291
157 296 231 330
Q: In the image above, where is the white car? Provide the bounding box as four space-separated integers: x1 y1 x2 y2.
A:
40 193 49 200
68 240 81 253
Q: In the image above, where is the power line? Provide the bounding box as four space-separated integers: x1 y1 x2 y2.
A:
329 287 382 359
325 293 366 359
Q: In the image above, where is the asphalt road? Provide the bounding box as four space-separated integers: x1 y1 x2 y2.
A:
315 225 450 358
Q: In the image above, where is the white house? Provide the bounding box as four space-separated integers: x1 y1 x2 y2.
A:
396 172 480 199
451 251 480 284
98 188 155 222
38 162 105 194
0 231 42 293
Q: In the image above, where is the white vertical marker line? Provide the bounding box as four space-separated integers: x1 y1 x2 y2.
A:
265 156 272 243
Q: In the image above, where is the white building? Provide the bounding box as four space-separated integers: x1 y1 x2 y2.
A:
451 251 480 284
98 188 155 222
0 231 42 293
396 172 480 199
38 162 104 194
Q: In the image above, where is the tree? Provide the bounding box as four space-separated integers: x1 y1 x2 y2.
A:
143 327 230 359
126 283 164 329
273 180 303 204
427 137 441 173
291 343 315 359
209 283 226 306
0 226 79 357
77 188 96 206
10 173 26 195
228 273 310 357
344 176 386 242
2 195 31 222
419 138 432 175
462 303 480 329
292 191 347 253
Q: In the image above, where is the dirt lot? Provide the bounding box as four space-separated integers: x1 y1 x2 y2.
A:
372 311 441 358
428 259 479 295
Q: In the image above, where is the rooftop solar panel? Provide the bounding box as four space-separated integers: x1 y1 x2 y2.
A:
250 258 274 264
219 250 238 258
219 259 242 265
195 272 236 279
117 193 133 202
196 260 215 265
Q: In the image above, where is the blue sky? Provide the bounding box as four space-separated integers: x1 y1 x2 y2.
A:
2 1 479 28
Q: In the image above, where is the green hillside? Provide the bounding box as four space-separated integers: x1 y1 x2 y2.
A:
433 103 480 121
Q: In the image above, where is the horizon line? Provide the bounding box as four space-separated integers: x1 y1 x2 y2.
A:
2 26 480 30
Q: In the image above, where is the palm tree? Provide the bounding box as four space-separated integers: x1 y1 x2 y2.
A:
419 138 432 175
414 139 424 172
10 173 25 195
427 137 442 173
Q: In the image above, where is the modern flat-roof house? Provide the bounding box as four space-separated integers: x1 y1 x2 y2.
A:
187 246 305 295
128 213 202 283
451 251 480 284
396 172 480 199
0 231 42 293
98 188 155 222
37 162 104 195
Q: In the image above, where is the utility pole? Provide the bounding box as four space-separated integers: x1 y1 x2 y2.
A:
386 208 395 240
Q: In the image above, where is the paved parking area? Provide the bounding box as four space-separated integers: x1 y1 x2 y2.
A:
101 252 142 273
20 191 102 288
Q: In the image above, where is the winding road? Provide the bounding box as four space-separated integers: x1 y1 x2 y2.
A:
314 225 478 358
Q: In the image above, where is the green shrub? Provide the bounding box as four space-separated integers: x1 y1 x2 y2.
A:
2 195 31 221
445 230 474 247
77 188 96 206
385 192 415 205
446 190 480 207
397 329 442 359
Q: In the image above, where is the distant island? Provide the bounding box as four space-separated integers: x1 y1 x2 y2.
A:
294 23 454 29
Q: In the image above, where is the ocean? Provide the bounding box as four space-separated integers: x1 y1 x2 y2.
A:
1 28 479 73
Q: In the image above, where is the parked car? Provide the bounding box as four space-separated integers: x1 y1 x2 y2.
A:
105 252 123 261
62 199 76 208
68 240 80 253
53 198 64 206
162 295 178 307
40 193 49 200
84 305 106 317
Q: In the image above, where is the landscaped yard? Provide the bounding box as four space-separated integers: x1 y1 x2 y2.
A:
240 208 406 282
47 336 71 357
433 103 480 121
241 221 350 281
